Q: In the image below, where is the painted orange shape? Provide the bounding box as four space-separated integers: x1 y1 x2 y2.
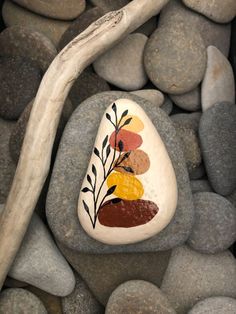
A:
109 129 143 152
120 114 144 133
107 172 144 200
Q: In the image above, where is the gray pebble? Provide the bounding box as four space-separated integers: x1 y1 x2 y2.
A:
188 296 236 314
170 86 201 112
190 180 213 194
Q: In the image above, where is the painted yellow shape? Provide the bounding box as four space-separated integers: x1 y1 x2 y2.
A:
107 172 144 200
120 115 144 133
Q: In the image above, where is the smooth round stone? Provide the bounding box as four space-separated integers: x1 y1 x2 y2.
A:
8 213 75 297
171 112 201 133
0 56 41 120
199 102 236 195
201 46 235 112
130 89 164 108
2 0 71 46
161 246 236 313
58 7 103 50
93 34 148 91
170 86 201 112
0 26 57 72
183 0 236 23
106 280 176 314
188 297 236 314
62 273 103 314
144 23 206 95
69 71 110 109
89 0 129 12
189 164 206 181
0 119 15 203
190 180 213 194
12 0 85 20
188 192 236 253
46 91 194 253
58 242 171 305
0 288 47 314
78 99 178 244
159 0 231 57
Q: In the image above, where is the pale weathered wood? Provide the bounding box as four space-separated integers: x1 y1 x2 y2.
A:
0 0 170 289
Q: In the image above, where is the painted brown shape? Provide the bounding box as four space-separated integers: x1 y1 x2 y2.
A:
115 149 150 175
98 198 159 227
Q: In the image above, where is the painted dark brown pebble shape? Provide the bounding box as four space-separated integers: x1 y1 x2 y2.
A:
109 129 143 151
98 199 159 227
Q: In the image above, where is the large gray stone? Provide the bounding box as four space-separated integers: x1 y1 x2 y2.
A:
46 91 194 253
199 102 236 195
106 280 176 314
0 288 47 314
0 26 57 72
188 296 236 314
144 23 206 94
161 246 236 314
93 34 148 91
188 192 236 253
58 242 171 305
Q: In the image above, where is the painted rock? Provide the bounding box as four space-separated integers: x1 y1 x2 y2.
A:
77 98 178 245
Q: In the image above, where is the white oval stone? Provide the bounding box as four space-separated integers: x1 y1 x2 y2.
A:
202 46 235 112
77 98 178 245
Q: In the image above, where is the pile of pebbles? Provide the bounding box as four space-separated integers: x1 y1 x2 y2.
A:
0 0 235 313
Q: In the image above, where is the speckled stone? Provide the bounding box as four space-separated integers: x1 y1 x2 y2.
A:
190 180 213 194
106 280 176 314
144 23 206 95
69 71 110 109
58 235 172 305
0 288 47 314
159 0 231 57
170 86 201 112
2 0 71 46
8 213 75 297
161 246 236 314
46 91 194 253
201 46 235 112
199 102 236 195
188 192 236 253
58 7 103 50
161 96 173 115
0 119 16 203
0 26 57 72
183 0 236 23
227 189 236 209
130 89 164 108
12 0 86 20
93 34 148 91
171 112 201 133
0 56 41 120
62 273 103 314
188 297 236 314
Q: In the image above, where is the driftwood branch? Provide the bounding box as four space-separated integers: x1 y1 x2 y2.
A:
0 0 169 289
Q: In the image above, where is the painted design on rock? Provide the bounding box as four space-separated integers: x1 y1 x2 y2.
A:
78 98 178 245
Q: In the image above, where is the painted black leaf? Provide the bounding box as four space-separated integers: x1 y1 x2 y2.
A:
122 166 134 173
106 145 111 158
123 117 132 126
112 103 117 113
112 198 122 204
87 174 92 185
119 151 131 164
102 135 108 148
121 109 128 118
83 200 89 212
92 164 97 176
94 147 100 158
106 185 117 196
106 113 111 121
118 140 124 152
82 187 90 193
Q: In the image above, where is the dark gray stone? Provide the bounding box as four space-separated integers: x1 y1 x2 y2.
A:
199 102 236 195
188 296 236 314
62 273 103 314
190 180 213 194
161 246 236 314
106 280 176 314
46 91 194 253
58 242 171 305
189 164 206 180
0 56 41 120
0 288 47 314
0 26 57 72
188 192 236 253
171 112 201 132
89 0 129 12
170 86 201 112
144 23 206 94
